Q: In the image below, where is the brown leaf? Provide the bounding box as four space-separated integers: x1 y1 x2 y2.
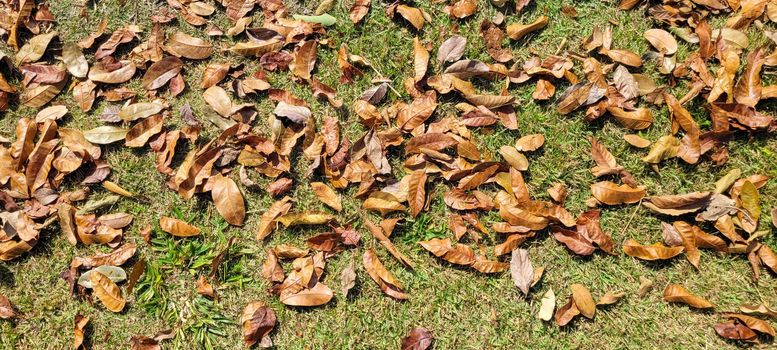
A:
419 238 452 258
644 29 678 55
267 178 293 197
515 0 531 12
363 249 408 300
636 276 653 298
577 210 614 254
607 107 653 130
612 65 639 101
262 250 285 283
737 180 761 234
602 48 642 67
510 248 533 295
166 31 213 59
471 258 509 274
90 270 125 312
407 170 427 218
552 226 596 256
119 101 164 122
240 301 276 347
401 327 433 350
310 182 342 212
274 101 311 124
393 4 425 30
642 135 680 164
642 192 711 216
538 288 556 321
350 0 371 24
506 16 548 41
555 296 581 326
532 79 555 100
73 314 89 349
499 146 528 171
71 244 137 270
0 295 16 319
290 40 318 80
721 313 776 337
734 47 765 107
437 35 467 64
663 284 714 309
277 212 333 227
159 217 201 237
125 259 146 295
341 260 357 298
306 233 340 253
740 304 777 319
396 91 438 131
515 134 545 152
211 174 245 226
590 137 622 177
661 221 683 247
365 220 414 269
142 56 183 90
201 63 231 88
714 320 757 342
547 183 567 204
480 20 512 63
597 291 625 306
444 0 477 19
125 114 164 148
590 181 645 205
95 25 140 59
413 37 429 84
73 80 97 112
623 134 650 148
196 275 216 299
89 60 137 84
203 86 233 117
443 188 493 211
623 239 684 261
280 282 334 307
571 284 596 319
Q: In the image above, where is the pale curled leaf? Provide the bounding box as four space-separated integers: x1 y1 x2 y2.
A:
510 248 533 295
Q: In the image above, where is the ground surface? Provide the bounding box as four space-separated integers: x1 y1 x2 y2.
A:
1 0 777 349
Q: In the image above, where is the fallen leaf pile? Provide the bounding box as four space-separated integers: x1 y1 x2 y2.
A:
0 0 775 347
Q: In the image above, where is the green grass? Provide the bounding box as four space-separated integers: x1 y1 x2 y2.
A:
1 0 777 349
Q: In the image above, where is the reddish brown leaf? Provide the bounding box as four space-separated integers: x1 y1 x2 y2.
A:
401 327 433 350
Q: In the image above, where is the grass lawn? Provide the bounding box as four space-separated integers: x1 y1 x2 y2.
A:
1 0 777 349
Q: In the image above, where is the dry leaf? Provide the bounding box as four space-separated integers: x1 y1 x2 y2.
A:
590 181 645 205
623 134 650 148
363 249 408 299
437 36 467 64
507 16 548 41
159 217 201 237
401 327 433 350
510 248 533 295
341 260 356 298
571 284 596 319
623 239 684 261
407 170 427 218
310 182 342 212
597 291 625 306
538 288 555 321
663 284 714 309
211 174 245 226
90 270 125 312
0 295 17 319
241 301 276 347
